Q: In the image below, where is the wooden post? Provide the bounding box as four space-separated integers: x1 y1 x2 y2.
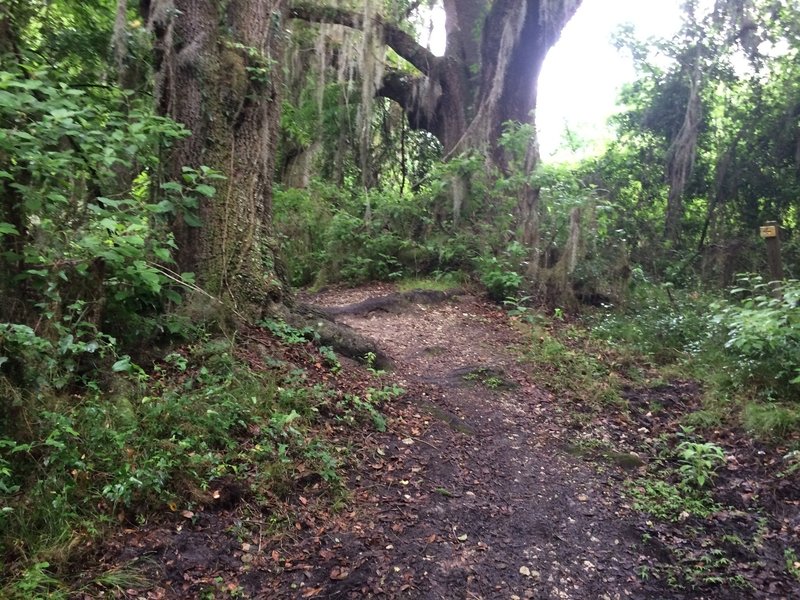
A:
759 221 783 282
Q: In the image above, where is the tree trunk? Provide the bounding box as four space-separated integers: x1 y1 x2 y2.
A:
144 0 288 317
292 0 581 164
665 55 702 243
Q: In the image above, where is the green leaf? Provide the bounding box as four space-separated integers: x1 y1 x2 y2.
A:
183 212 202 227
153 246 172 262
151 200 175 214
112 356 132 372
194 184 216 198
161 181 182 192
0 223 19 236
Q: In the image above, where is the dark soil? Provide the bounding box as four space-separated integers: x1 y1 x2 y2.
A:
95 284 799 599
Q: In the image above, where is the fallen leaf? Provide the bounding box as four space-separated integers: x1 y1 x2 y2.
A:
329 567 350 580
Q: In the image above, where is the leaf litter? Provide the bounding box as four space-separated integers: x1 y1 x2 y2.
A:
92 284 798 599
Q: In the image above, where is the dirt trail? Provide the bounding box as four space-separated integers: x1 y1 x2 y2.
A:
267 285 673 599
104 285 796 599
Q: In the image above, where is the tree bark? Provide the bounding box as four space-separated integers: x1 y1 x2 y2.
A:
143 0 289 317
665 60 702 242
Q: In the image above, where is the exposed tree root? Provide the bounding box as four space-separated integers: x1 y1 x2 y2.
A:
321 288 464 317
284 289 463 369
285 303 393 369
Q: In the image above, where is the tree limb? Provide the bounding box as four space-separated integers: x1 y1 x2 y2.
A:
288 2 440 76
377 69 442 139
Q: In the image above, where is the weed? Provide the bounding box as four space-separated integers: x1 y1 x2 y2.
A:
742 402 800 439
675 439 725 489
318 345 341 373
785 547 800 581
462 368 508 390
261 319 317 344
626 478 721 521
396 275 463 292
779 450 800 478
364 351 385 377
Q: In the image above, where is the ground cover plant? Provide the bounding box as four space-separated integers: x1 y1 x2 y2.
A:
509 281 800 593
0 319 400 596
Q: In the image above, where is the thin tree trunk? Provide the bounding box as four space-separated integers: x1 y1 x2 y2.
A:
665 60 702 242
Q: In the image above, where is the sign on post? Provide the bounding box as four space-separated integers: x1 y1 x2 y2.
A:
759 225 778 239
760 221 783 282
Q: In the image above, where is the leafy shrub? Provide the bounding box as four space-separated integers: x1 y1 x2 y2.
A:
592 283 718 364
675 439 726 488
711 276 800 399
476 242 528 302
0 66 214 354
273 183 336 286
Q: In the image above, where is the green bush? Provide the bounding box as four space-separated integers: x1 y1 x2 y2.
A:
0 66 213 352
476 242 528 302
711 276 800 399
591 283 717 364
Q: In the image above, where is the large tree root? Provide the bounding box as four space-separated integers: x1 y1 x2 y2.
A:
284 288 464 369
322 288 463 317
284 303 393 369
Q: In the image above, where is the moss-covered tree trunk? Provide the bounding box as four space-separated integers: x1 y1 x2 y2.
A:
143 0 288 317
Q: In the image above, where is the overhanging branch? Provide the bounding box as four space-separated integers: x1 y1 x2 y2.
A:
288 2 439 76
377 69 444 142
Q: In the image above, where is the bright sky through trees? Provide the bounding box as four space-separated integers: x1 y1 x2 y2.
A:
537 0 684 159
420 1 685 160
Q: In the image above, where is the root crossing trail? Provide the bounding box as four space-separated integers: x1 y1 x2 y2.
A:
274 286 674 599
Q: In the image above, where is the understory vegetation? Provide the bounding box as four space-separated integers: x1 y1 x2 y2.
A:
2 0 799 596
513 280 799 590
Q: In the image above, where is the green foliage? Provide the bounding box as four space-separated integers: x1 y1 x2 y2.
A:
318 345 341 373
711 276 800 399
741 402 800 439
477 257 523 302
523 320 622 408
0 64 207 351
785 547 800 581
675 438 725 489
591 283 717 364
261 319 317 344
0 333 389 594
627 478 721 522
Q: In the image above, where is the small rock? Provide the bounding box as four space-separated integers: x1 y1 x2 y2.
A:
577 494 589 502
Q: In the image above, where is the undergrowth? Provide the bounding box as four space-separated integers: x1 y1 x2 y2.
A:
588 279 800 440
0 327 394 597
513 282 798 592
